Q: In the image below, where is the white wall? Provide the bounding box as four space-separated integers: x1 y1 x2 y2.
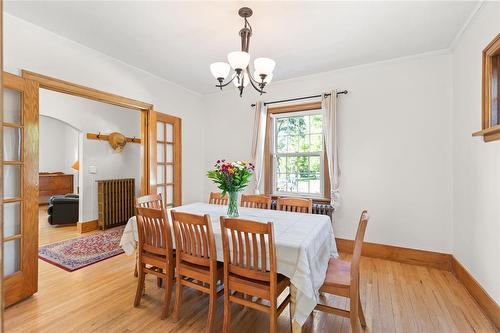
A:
5 1 499 303
202 53 454 253
451 1 500 303
39 90 142 222
4 13 206 205
39 115 79 176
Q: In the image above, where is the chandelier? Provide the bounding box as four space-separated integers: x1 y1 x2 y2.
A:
210 7 276 97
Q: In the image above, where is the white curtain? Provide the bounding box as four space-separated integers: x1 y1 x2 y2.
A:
251 101 267 194
322 91 340 208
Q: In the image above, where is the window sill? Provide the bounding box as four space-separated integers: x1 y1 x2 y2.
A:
472 124 500 142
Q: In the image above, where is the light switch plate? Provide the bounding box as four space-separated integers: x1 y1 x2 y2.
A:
88 165 97 174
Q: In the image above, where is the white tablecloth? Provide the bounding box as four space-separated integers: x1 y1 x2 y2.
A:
120 202 338 326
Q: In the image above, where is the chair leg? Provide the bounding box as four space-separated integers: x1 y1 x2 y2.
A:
207 284 217 333
350 316 361 333
350 298 361 333
358 295 366 328
134 254 138 277
269 298 278 333
173 274 183 322
223 285 231 333
161 267 174 320
157 268 163 288
134 267 145 307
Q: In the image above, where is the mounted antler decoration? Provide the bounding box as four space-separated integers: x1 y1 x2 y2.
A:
87 132 141 153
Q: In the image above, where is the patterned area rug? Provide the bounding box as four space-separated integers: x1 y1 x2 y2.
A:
38 226 125 272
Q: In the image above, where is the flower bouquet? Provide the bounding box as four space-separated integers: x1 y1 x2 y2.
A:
207 159 254 217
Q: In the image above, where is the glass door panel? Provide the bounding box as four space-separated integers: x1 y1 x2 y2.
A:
4 202 21 238
3 88 22 124
4 240 21 276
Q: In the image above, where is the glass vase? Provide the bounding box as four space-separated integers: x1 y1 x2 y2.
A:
227 191 239 217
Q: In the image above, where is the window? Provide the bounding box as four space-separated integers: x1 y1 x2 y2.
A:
270 109 325 198
473 33 500 142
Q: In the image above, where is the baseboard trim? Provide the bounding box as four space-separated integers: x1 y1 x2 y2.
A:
335 238 452 270
451 256 500 329
77 219 98 233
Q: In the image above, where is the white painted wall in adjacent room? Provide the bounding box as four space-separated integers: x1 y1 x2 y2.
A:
4 13 206 205
39 90 141 222
451 1 500 303
202 53 454 253
39 115 79 175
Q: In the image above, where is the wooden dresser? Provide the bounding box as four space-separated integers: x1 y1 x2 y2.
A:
39 172 74 205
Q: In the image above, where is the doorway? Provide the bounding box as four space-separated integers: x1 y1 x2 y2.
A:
2 70 182 306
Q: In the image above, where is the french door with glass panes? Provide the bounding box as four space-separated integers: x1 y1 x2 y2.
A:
148 111 181 208
3 72 39 306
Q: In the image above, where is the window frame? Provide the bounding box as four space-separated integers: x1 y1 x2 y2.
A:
271 109 325 199
473 33 500 142
264 102 331 202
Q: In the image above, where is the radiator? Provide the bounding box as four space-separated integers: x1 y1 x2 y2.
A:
270 200 334 221
97 178 135 230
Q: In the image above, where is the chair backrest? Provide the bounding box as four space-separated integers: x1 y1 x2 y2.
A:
220 217 276 283
171 210 217 269
136 194 163 209
208 192 229 205
240 194 272 209
276 197 312 213
136 206 173 259
350 210 369 285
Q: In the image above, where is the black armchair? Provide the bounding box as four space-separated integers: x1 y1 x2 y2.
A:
47 194 79 225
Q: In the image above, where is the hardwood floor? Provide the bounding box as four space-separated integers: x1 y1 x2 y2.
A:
4 239 497 333
38 206 100 246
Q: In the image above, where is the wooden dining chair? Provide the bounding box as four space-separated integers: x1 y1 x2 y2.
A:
315 210 369 333
209 192 229 205
134 194 164 278
240 194 272 209
276 197 312 213
133 206 175 320
220 217 291 333
136 193 163 209
171 210 223 333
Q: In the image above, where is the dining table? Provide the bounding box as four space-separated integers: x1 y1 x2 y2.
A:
119 202 338 332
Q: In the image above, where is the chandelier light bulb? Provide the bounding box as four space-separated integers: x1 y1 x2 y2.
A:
227 51 250 71
254 57 276 76
210 62 230 80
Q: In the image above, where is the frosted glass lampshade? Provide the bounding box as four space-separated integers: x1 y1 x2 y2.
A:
210 62 230 80
254 57 276 76
254 71 273 84
227 51 250 70
233 72 250 88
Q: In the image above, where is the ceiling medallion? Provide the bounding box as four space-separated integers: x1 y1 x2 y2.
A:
210 7 275 97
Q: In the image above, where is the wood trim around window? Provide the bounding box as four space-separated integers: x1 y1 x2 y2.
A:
264 101 330 201
472 33 500 142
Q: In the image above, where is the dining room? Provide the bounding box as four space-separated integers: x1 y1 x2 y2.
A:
2 1 500 333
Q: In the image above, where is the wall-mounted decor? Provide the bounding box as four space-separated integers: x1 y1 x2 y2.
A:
86 132 141 152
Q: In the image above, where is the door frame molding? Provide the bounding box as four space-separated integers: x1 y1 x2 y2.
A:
21 70 155 196
2 69 182 309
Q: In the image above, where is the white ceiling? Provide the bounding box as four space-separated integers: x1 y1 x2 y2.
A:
5 1 478 95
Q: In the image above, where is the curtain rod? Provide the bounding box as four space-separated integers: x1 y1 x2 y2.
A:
250 90 348 107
